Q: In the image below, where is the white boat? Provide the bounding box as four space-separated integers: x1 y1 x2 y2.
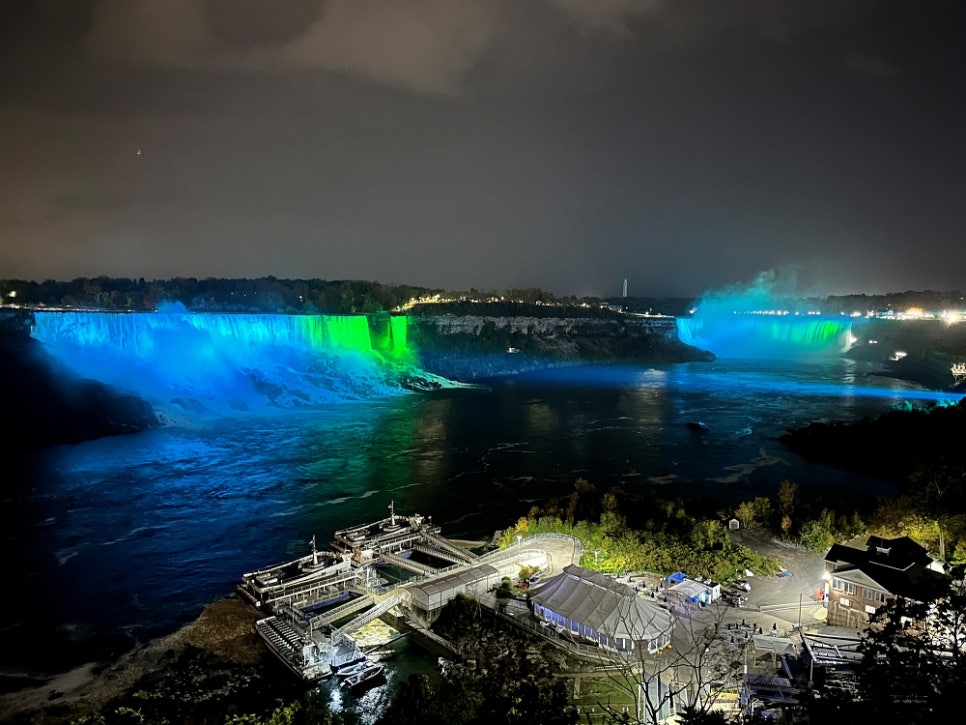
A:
340 660 385 690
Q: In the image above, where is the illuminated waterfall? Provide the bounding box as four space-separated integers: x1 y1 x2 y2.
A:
676 314 853 359
30 308 419 414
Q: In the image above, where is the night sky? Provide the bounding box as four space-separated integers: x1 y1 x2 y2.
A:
1 1 964 298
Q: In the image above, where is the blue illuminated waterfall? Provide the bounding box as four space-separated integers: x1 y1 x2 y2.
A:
30 307 425 416
676 314 854 359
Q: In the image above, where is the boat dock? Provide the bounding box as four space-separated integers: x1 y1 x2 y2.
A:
237 502 547 682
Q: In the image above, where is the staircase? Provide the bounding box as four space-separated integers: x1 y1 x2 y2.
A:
332 592 404 637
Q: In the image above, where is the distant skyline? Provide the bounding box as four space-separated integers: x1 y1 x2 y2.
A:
1 1 964 299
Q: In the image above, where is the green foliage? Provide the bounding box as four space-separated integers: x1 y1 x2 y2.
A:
567 477 598 524
733 497 771 529
776 480 798 518
908 460 966 560
798 509 836 551
869 491 966 563
504 483 781 579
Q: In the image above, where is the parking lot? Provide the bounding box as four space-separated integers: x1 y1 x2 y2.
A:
698 528 830 640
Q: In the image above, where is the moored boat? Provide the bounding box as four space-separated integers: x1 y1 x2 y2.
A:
340 660 385 691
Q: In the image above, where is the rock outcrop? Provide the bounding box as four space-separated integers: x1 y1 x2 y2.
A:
409 314 714 381
0 310 161 453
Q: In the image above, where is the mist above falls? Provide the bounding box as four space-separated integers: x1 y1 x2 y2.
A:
676 274 854 359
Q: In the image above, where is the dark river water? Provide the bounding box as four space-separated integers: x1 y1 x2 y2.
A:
3 357 960 718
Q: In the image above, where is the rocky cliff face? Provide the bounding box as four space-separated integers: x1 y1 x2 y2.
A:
409 314 714 381
1 311 161 453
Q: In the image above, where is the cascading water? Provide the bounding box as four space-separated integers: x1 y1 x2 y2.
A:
30 305 422 415
676 313 854 359
676 271 858 359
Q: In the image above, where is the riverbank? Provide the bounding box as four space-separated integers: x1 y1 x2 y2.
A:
0 529 831 724
0 597 279 724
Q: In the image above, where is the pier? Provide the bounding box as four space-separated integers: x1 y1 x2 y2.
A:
237 502 549 681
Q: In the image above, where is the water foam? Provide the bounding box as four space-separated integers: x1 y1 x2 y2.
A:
30 308 433 415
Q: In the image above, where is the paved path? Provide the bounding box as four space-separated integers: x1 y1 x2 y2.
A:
723 529 830 631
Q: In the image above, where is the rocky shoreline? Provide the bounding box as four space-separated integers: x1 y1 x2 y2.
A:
0 531 840 724
0 597 283 724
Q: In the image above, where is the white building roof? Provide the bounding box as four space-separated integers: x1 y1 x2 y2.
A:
529 564 673 642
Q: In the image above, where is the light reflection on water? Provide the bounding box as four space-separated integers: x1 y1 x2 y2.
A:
3 358 961 715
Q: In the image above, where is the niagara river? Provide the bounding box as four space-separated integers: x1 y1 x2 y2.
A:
3 309 963 720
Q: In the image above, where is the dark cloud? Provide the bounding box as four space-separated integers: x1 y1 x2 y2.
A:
202 0 324 49
1 1 964 297
82 0 502 95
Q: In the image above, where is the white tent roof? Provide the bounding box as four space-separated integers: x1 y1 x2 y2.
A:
529 564 673 642
670 579 709 599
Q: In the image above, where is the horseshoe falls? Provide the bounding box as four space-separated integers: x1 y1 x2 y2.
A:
676 313 854 359
30 307 427 417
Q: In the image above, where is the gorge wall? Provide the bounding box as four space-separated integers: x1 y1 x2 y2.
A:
409 314 714 381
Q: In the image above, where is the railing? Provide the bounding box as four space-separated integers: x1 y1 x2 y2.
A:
379 550 440 577
263 569 361 606
307 594 374 631
411 541 475 565
332 592 405 637
485 533 584 564
422 533 481 562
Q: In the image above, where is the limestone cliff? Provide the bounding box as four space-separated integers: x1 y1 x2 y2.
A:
409 314 714 381
1 310 161 453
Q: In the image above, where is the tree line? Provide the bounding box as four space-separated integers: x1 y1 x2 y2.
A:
0 276 437 314
0 275 698 317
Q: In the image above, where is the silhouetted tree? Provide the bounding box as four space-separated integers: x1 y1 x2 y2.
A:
909 460 966 561
858 575 966 723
